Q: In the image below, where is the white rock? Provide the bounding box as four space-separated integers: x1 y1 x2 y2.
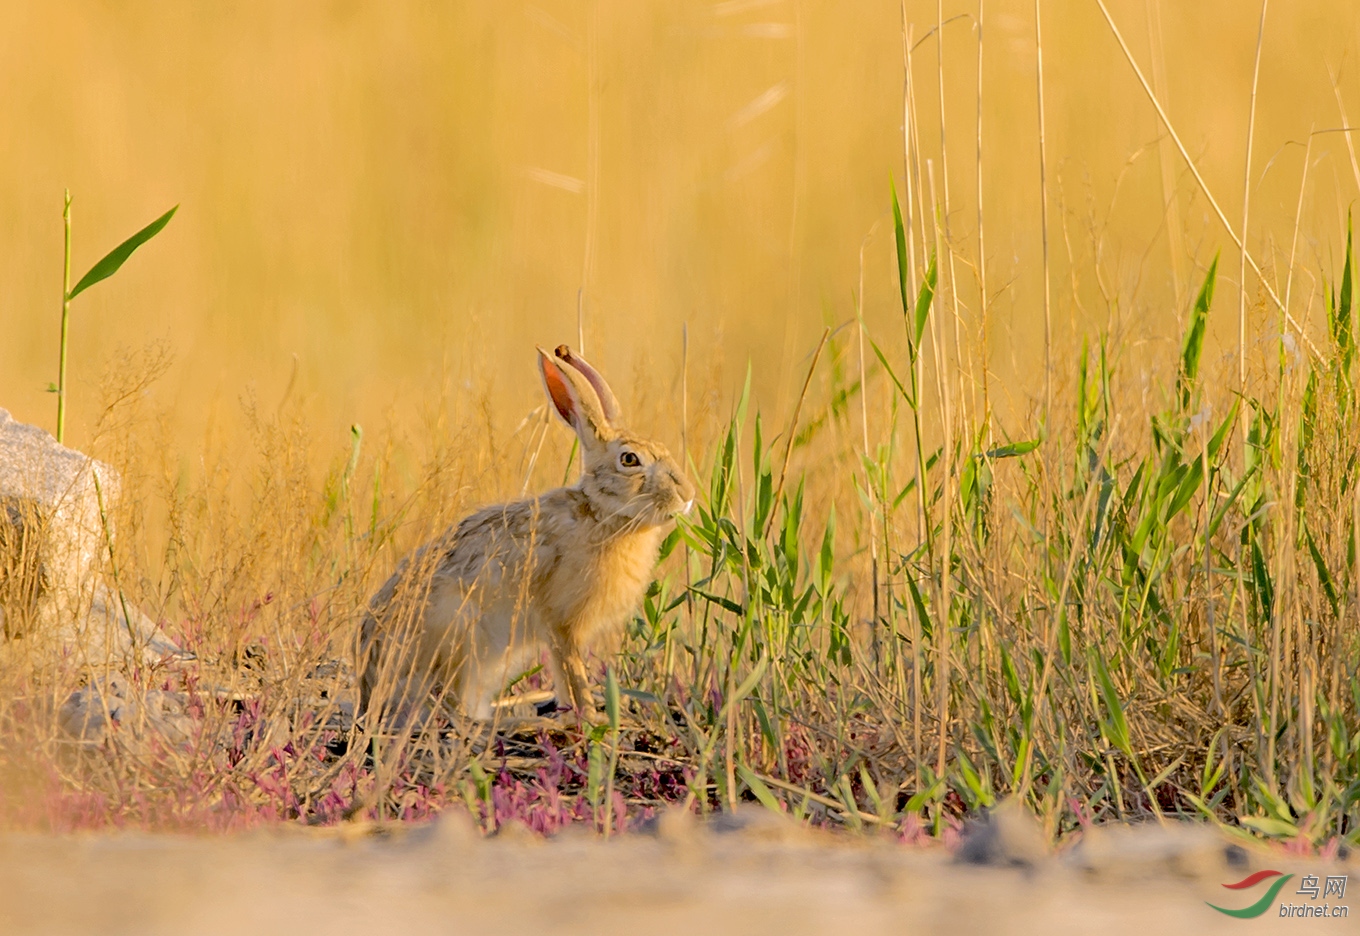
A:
59 674 196 746
0 407 183 665
0 407 114 606
59 582 186 666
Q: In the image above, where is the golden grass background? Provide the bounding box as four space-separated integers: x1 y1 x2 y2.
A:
1 1 1357 456
2 1 1360 839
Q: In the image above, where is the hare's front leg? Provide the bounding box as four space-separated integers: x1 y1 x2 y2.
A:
549 638 599 723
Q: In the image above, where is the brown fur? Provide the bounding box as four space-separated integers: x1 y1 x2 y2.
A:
359 347 694 724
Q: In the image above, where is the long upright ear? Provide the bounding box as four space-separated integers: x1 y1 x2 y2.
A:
554 345 621 426
538 347 613 447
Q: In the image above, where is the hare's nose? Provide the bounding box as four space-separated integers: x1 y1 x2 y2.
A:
682 498 695 515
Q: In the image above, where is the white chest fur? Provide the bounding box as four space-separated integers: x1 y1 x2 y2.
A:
545 526 664 647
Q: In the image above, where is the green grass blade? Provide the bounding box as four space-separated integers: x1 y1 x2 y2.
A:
736 762 783 814
731 655 769 706
1164 454 1204 523
814 506 835 596
869 337 911 403
905 573 934 642
1206 397 1239 462
983 438 1040 459
914 254 938 349
1239 816 1300 838
1338 212 1353 368
904 775 944 813
1177 252 1217 408
693 588 743 615
891 177 911 320
68 204 178 301
1207 460 1256 539
1304 524 1340 618
859 765 889 818
734 361 752 429
605 667 621 731
1090 649 1132 756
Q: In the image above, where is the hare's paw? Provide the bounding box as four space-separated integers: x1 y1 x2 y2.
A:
535 696 561 717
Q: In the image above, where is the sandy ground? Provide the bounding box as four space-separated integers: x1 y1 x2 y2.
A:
1 812 1355 935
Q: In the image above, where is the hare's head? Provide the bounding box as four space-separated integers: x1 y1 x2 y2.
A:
538 345 695 528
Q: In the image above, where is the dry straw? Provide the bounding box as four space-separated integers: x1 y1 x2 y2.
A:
2 4 1358 849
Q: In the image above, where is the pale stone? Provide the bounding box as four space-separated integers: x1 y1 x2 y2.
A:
58 674 196 747
0 407 183 665
0 407 114 610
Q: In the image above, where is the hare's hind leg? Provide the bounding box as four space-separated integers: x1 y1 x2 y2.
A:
357 612 380 727
457 646 536 721
358 611 429 732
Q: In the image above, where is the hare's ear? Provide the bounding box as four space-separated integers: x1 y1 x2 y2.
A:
554 345 621 426
538 347 613 447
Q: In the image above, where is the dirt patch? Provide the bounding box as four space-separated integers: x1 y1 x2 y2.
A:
1 815 1353 935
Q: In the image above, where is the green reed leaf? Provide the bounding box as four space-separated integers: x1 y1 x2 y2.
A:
68 205 177 301
914 253 938 350
1177 252 1217 408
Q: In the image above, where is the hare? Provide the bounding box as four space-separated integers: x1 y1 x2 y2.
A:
358 345 695 726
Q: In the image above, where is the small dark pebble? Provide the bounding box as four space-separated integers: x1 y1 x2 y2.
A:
955 800 1047 870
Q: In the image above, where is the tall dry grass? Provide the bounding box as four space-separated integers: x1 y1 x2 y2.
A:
0 2 1358 846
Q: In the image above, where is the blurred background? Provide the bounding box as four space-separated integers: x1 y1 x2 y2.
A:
0 0 1356 456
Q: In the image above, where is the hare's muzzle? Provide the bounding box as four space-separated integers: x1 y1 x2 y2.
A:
664 465 696 517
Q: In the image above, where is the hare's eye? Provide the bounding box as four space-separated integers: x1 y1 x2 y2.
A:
619 451 641 468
